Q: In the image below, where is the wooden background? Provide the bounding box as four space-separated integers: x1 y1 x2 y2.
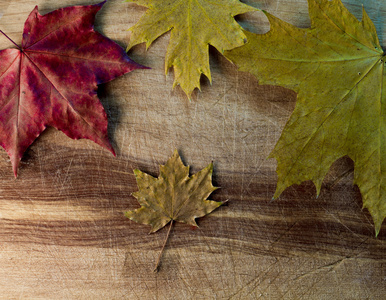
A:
0 0 385 298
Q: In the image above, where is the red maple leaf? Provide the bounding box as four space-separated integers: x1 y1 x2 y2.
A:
0 1 145 176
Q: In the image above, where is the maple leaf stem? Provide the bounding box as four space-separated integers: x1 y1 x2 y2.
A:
154 219 174 273
0 30 21 50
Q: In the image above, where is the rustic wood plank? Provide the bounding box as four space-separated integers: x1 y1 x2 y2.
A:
0 0 384 298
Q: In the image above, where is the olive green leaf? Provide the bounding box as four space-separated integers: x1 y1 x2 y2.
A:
125 149 223 271
126 0 256 99
225 0 385 235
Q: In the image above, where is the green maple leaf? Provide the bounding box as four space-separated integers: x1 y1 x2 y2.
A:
125 150 223 271
126 0 256 98
225 0 386 235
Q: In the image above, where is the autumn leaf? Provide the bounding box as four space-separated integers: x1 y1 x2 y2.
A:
125 149 223 271
0 1 145 176
225 0 386 235
126 0 256 98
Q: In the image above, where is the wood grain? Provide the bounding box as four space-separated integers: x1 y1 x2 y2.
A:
0 0 384 299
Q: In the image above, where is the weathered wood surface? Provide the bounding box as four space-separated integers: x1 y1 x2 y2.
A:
0 0 385 298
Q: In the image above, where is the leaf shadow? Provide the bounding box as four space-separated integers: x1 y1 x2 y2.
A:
96 84 121 155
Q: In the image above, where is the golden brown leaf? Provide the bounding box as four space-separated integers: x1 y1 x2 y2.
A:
125 150 223 270
126 149 222 232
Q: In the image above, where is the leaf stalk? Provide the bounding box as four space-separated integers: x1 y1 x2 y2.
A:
154 219 174 272
0 30 21 50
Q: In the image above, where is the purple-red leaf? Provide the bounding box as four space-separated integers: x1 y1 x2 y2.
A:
0 1 145 176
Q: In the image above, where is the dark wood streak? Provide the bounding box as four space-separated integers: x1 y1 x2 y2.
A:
0 147 383 261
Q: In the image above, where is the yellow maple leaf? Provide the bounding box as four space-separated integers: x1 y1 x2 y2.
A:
225 0 386 235
125 149 223 271
126 0 256 98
